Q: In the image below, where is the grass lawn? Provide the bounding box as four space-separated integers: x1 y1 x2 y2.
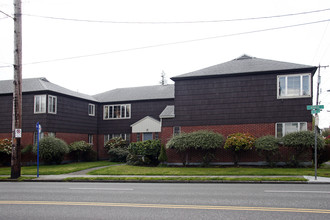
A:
88 164 330 177
64 176 307 182
0 161 119 175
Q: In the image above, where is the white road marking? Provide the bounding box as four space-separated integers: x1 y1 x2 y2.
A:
265 190 330 194
70 188 133 191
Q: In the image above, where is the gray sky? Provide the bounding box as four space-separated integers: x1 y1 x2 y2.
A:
0 0 329 128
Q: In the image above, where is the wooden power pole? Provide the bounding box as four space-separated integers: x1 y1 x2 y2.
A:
11 0 22 179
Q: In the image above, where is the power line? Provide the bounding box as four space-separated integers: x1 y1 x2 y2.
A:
0 9 13 19
22 18 330 66
23 8 330 24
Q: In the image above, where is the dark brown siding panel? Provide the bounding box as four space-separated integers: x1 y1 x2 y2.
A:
0 95 12 133
170 73 312 127
98 99 174 134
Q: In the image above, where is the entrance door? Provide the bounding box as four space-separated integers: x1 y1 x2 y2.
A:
143 133 153 141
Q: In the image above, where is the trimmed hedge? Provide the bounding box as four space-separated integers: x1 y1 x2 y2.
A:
69 141 94 162
127 140 161 166
255 135 279 166
33 136 69 164
104 137 129 162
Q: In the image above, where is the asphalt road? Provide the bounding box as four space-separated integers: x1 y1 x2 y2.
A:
0 182 329 219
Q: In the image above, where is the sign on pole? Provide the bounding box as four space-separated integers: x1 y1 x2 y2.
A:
36 122 40 177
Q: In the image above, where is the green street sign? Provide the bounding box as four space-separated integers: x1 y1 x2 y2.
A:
307 105 324 110
311 109 321 114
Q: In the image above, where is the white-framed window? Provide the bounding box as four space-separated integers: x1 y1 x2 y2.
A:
34 95 46 114
104 134 130 145
136 133 141 142
276 122 308 138
103 104 131 120
33 132 44 145
88 104 95 116
47 132 56 137
173 126 181 135
277 73 311 99
88 134 93 145
48 95 57 114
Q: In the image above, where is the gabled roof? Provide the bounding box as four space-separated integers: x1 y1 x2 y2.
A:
159 105 175 119
130 116 161 133
172 55 317 80
0 78 97 101
93 84 174 103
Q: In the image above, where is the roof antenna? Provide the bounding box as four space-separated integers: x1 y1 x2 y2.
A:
160 70 167 85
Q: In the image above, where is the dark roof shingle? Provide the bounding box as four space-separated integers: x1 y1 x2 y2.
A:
172 55 316 80
93 84 174 103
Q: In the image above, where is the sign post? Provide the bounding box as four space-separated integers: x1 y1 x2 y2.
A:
306 105 324 180
36 122 41 177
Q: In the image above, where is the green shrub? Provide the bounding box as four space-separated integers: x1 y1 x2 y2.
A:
282 131 325 167
166 130 224 166
255 135 279 166
127 140 161 166
0 138 11 166
158 144 168 164
21 144 33 155
33 136 69 164
105 137 129 162
224 133 256 166
69 141 93 162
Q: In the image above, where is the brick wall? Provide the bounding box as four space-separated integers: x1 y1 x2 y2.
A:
161 122 313 165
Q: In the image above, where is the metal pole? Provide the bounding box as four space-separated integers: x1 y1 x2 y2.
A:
11 0 22 179
36 122 40 177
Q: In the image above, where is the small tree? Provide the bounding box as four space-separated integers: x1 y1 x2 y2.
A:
158 144 168 166
282 131 325 167
104 137 129 162
166 130 224 166
33 136 69 164
69 141 93 162
224 133 256 166
255 135 279 167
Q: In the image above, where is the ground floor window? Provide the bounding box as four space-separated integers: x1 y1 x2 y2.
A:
104 133 130 145
143 133 153 141
276 122 307 138
88 134 93 145
33 132 44 145
173 126 181 135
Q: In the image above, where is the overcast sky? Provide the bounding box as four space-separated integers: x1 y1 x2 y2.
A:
0 0 329 128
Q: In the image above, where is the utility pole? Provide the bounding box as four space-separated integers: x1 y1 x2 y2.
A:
314 64 328 180
11 0 22 179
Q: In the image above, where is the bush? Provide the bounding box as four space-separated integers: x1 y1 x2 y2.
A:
33 136 69 164
282 131 325 167
325 135 330 145
69 141 93 162
104 137 129 162
166 130 224 166
255 135 279 166
127 140 161 166
158 144 168 165
224 133 256 166
0 138 11 166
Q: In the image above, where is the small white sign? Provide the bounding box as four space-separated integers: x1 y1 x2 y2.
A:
15 129 22 138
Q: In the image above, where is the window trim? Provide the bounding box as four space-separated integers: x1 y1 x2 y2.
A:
48 95 57 114
275 122 308 138
88 103 95 116
34 95 47 114
277 73 311 99
103 104 131 120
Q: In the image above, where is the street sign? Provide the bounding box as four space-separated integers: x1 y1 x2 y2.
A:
311 109 320 114
14 129 22 138
307 105 324 110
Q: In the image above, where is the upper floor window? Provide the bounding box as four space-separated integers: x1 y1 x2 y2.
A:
276 122 307 138
277 74 311 98
88 104 95 116
48 95 57 114
103 104 131 120
34 95 46 114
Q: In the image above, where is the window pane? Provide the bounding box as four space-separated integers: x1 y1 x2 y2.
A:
279 77 286 96
109 106 113 118
104 106 109 119
300 122 307 131
114 106 120 118
41 95 46 112
126 105 130 118
302 75 310 96
121 105 125 118
285 122 299 135
287 76 300 96
276 123 283 138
